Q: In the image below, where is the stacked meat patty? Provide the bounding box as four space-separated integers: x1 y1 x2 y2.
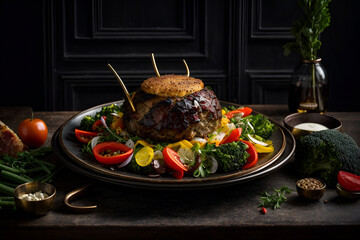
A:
122 74 222 142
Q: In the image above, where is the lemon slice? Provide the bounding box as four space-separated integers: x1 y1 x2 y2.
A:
135 146 154 167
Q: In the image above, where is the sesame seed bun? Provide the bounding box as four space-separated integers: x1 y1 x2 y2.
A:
141 75 204 97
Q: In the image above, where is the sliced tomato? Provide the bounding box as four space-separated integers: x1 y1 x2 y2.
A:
225 107 252 119
93 141 133 165
239 139 258 169
92 116 107 132
75 129 98 143
173 170 184 180
220 128 242 145
337 171 360 192
162 147 188 172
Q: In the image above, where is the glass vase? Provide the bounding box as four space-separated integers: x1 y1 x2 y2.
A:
288 58 328 113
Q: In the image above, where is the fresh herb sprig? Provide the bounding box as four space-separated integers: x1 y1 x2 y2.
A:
258 186 292 210
284 0 331 60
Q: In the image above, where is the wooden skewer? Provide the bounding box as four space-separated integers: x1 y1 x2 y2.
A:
151 53 161 77
107 63 136 112
183 59 190 77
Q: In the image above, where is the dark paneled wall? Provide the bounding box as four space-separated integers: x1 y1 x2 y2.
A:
1 0 359 111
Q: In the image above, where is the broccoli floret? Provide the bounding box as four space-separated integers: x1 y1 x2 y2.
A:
80 116 95 132
94 104 123 121
295 129 360 186
214 141 250 173
79 104 123 131
248 114 276 139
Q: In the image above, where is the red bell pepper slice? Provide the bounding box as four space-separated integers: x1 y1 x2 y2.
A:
93 141 134 165
220 128 242 145
75 129 98 143
239 139 258 169
162 147 188 172
172 170 184 180
225 107 252 119
337 171 360 192
92 116 107 132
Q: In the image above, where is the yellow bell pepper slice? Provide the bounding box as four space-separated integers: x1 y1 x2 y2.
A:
254 143 274 153
134 139 154 149
135 146 154 167
208 139 221 147
167 140 193 150
221 116 230 127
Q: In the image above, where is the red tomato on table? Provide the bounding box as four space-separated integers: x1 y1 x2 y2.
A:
18 117 48 148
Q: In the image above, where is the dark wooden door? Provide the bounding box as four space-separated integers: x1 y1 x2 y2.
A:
1 0 359 111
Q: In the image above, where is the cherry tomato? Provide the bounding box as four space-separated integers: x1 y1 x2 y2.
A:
18 117 48 148
162 147 188 172
220 128 242 145
337 171 360 192
225 107 252 119
239 139 258 169
74 129 98 144
93 142 133 165
92 116 107 132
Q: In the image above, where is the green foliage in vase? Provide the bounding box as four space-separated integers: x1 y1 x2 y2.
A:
284 0 331 61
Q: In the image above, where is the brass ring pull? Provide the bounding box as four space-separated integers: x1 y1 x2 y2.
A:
64 182 97 213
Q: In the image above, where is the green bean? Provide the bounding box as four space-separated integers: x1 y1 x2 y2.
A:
0 183 14 196
0 200 15 207
0 180 18 188
24 167 45 173
0 164 22 174
0 170 32 184
0 196 14 201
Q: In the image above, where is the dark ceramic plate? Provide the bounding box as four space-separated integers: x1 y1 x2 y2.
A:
53 100 294 188
52 125 295 190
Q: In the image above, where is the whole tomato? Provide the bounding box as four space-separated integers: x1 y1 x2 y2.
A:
18 116 48 148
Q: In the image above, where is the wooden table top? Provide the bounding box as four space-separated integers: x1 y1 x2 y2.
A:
0 105 359 240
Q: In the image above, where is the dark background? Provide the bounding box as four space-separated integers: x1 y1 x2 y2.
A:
0 0 359 111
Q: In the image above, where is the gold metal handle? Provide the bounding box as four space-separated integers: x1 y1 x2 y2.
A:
107 63 136 112
64 182 97 213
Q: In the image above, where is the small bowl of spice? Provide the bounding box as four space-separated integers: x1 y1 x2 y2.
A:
296 177 326 200
14 182 56 215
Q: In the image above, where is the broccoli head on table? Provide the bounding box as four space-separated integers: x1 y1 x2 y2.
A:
295 129 360 186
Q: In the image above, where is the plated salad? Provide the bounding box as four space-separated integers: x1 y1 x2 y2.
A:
74 104 276 180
